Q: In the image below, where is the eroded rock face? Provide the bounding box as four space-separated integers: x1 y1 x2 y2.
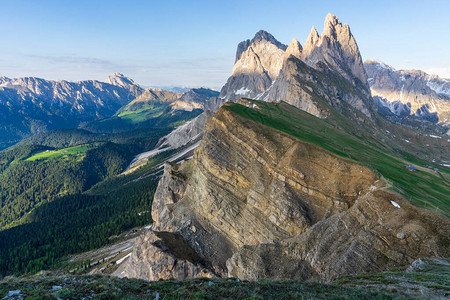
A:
227 189 449 280
260 57 325 118
260 54 373 120
118 102 448 282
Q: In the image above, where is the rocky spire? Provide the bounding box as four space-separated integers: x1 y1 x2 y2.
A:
302 26 320 58
303 14 370 94
284 38 303 61
323 13 341 37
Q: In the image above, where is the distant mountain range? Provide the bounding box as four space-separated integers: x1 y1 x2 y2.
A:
149 86 219 94
0 73 219 149
365 59 450 132
0 73 141 148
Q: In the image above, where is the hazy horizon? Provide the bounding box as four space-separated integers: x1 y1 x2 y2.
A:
1 0 449 88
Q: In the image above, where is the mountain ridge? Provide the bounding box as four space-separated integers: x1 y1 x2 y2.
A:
0 74 143 148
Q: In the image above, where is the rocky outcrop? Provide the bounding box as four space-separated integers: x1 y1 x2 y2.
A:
283 38 302 61
219 30 287 101
365 59 450 128
118 100 449 281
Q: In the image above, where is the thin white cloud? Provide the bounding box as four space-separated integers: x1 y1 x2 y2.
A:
424 67 450 79
5 53 233 88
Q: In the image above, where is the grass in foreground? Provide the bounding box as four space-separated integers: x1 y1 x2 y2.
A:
0 275 407 300
335 258 450 299
3 259 448 299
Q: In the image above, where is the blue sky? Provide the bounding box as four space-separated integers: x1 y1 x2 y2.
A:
1 0 449 88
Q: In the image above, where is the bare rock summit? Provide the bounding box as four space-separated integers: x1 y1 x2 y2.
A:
220 30 287 101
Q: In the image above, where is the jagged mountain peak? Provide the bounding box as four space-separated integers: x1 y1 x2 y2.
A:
223 14 371 116
252 30 286 49
302 13 369 94
302 26 320 57
324 12 339 24
323 13 342 36
284 38 303 61
235 30 287 62
320 13 354 50
221 30 288 101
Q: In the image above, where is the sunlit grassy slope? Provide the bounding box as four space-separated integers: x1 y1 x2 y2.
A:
84 102 202 133
226 99 449 218
25 144 98 161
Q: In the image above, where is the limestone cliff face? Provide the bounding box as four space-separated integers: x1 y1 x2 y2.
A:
118 100 449 281
219 30 287 101
365 59 450 127
260 57 326 118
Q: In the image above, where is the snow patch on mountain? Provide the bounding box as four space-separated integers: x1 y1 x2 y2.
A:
365 59 393 70
235 87 251 95
377 98 411 116
426 78 450 98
